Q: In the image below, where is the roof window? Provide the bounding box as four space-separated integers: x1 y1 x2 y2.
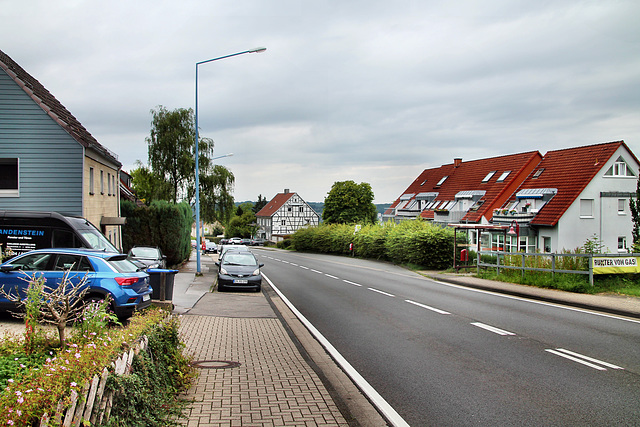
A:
496 171 511 182
482 171 496 183
435 176 448 186
532 168 544 179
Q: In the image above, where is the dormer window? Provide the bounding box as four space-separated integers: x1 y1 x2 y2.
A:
482 171 496 183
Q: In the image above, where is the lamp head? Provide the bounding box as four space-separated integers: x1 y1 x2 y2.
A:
250 47 267 53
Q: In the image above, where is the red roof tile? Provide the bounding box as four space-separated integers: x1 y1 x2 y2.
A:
391 151 542 222
520 141 634 226
256 192 295 217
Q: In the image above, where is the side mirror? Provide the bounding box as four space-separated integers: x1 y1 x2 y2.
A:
259 263 264 268
0 264 17 273
215 262 220 267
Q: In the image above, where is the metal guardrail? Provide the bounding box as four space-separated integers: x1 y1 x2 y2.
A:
475 251 640 286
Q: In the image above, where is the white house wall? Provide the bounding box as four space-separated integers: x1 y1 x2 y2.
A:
555 146 638 252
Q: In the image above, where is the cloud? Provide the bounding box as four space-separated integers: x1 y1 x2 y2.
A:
2 0 639 203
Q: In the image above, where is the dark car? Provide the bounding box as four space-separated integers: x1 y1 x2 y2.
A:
215 250 263 292
250 238 265 246
127 246 166 269
0 248 152 319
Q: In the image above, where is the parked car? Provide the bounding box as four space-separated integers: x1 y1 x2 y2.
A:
228 237 243 245
219 238 229 245
250 238 266 246
218 245 249 259
215 250 263 292
127 246 166 269
204 240 218 253
0 248 152 319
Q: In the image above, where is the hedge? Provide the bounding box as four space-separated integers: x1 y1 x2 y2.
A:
121 200 192 266
291 220 454 270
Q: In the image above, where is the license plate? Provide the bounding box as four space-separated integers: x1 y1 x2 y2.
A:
143 294 151 301
233 279 248 284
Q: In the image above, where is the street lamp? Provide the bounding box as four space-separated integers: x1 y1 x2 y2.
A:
195 47 266 273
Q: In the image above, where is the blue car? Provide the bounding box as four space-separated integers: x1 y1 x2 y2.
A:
0 248 152 319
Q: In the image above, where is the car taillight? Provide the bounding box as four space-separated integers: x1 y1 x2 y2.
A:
115 277 138 286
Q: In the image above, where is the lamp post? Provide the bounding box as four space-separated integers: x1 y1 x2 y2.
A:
507 220 520 252
195 47 266 273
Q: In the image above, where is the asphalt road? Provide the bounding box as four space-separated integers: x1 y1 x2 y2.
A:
254 249 640 426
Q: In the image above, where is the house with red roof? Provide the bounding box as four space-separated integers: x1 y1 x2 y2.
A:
0 49 124 249
386 141 639 254
256 189 320 242
492 141 639 253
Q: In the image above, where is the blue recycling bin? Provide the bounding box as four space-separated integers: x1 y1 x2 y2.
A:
147 269 178 301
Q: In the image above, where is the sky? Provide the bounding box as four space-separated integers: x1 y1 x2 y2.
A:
2 0 639 203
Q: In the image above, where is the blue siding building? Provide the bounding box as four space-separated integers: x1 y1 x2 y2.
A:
0 49 124 249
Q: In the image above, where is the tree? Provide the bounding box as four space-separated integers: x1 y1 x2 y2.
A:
630 175 640 252
141 105 235 223
252 194 268 214
323 180 378 225
226 206 257 238
129 160 172 204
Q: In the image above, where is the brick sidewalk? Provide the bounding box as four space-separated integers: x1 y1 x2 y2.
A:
179 314 349 426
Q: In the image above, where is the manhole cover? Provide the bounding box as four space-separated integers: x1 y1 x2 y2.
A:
192 360 241 369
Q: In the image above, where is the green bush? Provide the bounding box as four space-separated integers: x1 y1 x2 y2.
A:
121 200 192 266
291 220 454 269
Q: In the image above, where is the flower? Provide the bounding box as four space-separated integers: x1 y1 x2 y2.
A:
70 382 77 387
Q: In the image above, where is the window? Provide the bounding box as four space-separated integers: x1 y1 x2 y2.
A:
100 170 104 194
618 236 627 251
580 199 594 217
605 156 635 177
107 173 111 196
618 199 626 214
532 168 544 179
0 158 19 197
299 207 304 212
543 237 551 253
497 171 511 182
281 220 286 225
436 176 448 186
89 167 94 195
482 171 496 183
112 174 116 196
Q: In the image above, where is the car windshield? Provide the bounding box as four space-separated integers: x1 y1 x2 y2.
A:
222 252 257 267
78 229 119 253
130 247 160 258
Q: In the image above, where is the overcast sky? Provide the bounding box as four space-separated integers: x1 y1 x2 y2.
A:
2 0 639 203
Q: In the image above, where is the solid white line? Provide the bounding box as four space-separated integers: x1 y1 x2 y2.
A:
368 288 395 297
430 279 640 325
311 269 323 274
343 280 362 287
405 300 451 315
471 322 516 336
262 273 410 427
545 349 607 371
555 348 624 370
325 274 340 280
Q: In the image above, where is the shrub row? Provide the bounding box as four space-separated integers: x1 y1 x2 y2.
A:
291 220 455 270
121 200 192 266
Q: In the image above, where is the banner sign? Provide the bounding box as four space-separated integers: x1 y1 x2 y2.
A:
592 257 640 274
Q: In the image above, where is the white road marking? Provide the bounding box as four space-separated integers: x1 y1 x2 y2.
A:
471 322 516 336
325 274 340 280
343 280 362 287
545 348 624 371
311 269 323 274
263 273 410 427
368 288 395 297
405 300 451 315
300 266 309 270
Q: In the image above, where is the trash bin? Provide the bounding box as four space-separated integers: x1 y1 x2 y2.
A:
147 269 178 301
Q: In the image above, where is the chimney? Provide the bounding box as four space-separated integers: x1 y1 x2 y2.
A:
454 158 462 168
284 189 290 194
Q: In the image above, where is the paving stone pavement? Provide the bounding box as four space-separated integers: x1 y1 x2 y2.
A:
178 291 349 427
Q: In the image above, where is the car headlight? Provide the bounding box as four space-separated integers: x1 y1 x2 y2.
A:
252 268 260 276
220 267 228 275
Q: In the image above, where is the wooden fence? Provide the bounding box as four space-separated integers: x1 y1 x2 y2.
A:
38 335 149 426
